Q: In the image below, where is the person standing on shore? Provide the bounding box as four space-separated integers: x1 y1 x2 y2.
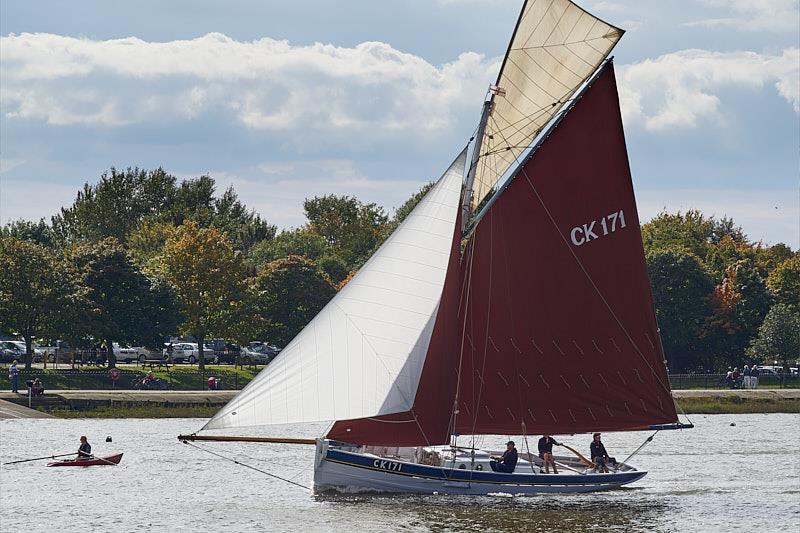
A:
8 360 19 393
743 365 751 389
750 366 760 389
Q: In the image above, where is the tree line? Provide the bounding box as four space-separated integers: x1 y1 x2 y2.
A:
0 168 423 369
0 168 797 372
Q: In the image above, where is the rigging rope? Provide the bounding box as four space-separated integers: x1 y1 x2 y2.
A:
181 440 312 492
620 431 659 466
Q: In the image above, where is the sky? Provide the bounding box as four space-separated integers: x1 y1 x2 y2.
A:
1 0 798 248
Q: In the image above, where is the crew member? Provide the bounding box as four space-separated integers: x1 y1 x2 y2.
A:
590 433 610 473
538 435 559 474
489 440 518 473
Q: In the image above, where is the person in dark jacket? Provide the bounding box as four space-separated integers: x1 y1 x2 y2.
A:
490 441 518 473
538 435 560 474
77 436 92 460
750 366 760 389
590 433 610 472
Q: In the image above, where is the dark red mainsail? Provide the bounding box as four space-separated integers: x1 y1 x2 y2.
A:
454 61 677 436
328 61 676 446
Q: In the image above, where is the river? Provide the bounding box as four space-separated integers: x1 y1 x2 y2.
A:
1 414 798 532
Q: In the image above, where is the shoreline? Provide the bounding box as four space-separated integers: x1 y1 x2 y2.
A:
2 389 798 418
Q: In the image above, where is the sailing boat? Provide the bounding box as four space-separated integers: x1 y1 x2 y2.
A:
180 0 692 494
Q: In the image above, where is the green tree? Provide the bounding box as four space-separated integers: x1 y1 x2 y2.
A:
158 221 255 369
162 177 275 252
248 228 329 270
767 255 800 312
52 167 177 244
642 210 746 264
0 238 80 369
1 219 56 247
303 195 388 269
646 248 715 371
390 182 434 230
67 238 181 368
252 256 337 346
746 304 800 369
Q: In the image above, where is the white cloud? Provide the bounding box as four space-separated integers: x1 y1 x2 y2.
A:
618 48 799 130
0 32 497 135
686 0 799 32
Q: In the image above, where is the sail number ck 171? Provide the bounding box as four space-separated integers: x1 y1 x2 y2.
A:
373 459 403 472
570 209 626 246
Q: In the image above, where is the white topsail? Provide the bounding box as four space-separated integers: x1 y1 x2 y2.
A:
470 0 622 210
204 148 467 431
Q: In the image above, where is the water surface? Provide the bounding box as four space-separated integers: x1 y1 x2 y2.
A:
1 414 798 532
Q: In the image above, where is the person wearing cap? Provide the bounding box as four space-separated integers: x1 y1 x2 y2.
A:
590 433 610 473
489 440 518 473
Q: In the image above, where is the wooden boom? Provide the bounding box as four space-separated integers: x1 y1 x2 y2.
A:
178 434 316 445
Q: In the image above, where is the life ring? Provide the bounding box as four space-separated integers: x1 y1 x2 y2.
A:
109 368 121 381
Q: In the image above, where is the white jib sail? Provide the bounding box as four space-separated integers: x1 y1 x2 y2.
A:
471 0 622 210
204 148 467 431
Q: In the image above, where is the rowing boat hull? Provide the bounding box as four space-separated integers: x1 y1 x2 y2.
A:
313 442 645 495
47 453 123 467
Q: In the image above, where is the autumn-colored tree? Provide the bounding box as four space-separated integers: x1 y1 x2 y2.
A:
0 238 81 368
158 221 255 369
127 218 177 269
251 256 337 346
705 260 773 367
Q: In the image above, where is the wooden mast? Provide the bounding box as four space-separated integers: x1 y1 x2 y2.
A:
178 434 316 445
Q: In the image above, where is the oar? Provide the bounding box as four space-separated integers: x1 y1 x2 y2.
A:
89 454 120 466
3 453 75 465
556 443 594 467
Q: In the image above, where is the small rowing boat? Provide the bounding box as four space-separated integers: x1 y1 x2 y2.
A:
46 453 123 467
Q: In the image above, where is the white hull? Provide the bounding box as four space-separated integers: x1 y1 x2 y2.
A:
313 440 646 495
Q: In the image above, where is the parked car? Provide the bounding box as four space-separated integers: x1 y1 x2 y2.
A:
241 342 281 365
163 342 217 364
113 343 154 364
0 341 43 363
38 340 77 363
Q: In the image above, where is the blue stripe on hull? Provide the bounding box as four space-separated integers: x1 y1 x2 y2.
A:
322 449 646 490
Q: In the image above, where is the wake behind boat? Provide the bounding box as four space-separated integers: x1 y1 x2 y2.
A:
46 453 123 467
180 0 692 495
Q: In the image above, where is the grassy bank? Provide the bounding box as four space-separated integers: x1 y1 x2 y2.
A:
33 395 800 418
0 365 261 390
44 404 219 418
675 396 800 414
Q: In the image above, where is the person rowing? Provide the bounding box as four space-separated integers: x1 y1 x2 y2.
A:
77 436 92 461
